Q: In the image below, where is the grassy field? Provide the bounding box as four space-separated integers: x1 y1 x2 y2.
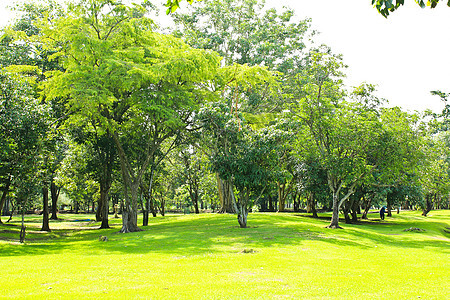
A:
0 210 449 299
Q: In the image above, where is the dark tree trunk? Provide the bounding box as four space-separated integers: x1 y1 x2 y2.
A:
50 179 60 220
293 192 299 212
19 213 26 243
96 198 103 222
342 199 352 224
192 190 199 214
41 185 51 232
160 198 165 217
2 197 10 217
150 197 157 217
143 168 155 226
361 194 372 220
422 194 434 216
99 181 110 229
268 194 275 212
387 203 392 217
0 176 11 223
307 193 318 218
278 183 286 212
351 199 359 222
74 200 79 214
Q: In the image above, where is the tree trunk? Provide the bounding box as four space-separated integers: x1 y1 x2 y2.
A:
268 194 275 212
96 197 103 222
342 199 352 224
361 194 372 219
351 198 359 222
2 197 10 217
99 181 110 229
19 213 26 243
422 194 434 216
278 183 286 212
293 192 299 212
41 185 51 232
0 176 11 223
120 184 142 233
141 190 149 226
217 175 236 213
327 190 342 229
150 197 157 217
143 168 155 226
237 188 249 228
387 203 392 217
74 200 79 214
192 191 199 214
50 179 59 220
307 193 318 218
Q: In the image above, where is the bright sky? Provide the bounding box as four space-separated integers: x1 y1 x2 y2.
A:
1 0 449 113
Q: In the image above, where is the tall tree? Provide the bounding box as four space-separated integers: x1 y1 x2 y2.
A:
43 0 220 232
0 72 49 224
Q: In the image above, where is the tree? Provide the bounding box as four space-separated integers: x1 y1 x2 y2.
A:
0 72 49 224
372 0 449 17
165 0 200 14
67 119 117 228
173 0 311 113
43 0 220 233
4 1 68 229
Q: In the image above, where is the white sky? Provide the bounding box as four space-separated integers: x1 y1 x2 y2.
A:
0 0 449 113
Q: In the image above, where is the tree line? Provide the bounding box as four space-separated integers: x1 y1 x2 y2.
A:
1 0 449 236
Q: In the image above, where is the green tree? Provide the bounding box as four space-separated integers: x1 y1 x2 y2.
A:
372 0 449 18
43 0 220 232
0 72 49 224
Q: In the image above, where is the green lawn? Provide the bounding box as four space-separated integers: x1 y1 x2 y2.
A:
1 210 449 299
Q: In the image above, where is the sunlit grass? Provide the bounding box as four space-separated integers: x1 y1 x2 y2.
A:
1 210 449 299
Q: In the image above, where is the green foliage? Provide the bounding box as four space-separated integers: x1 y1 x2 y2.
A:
372 0 449 17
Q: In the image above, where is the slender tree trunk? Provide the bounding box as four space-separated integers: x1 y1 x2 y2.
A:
278 183 286 212
19 212 26 243
141 190 149 226
292 192 299 212
41 185 51 232
310 193 318 218
50 179 59 220
143 168 155 226
0 176 11 223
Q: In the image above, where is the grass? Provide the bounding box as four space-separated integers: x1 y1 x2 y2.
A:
0 210 449 299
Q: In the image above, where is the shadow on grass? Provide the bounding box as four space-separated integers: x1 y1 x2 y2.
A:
0 211 449 257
